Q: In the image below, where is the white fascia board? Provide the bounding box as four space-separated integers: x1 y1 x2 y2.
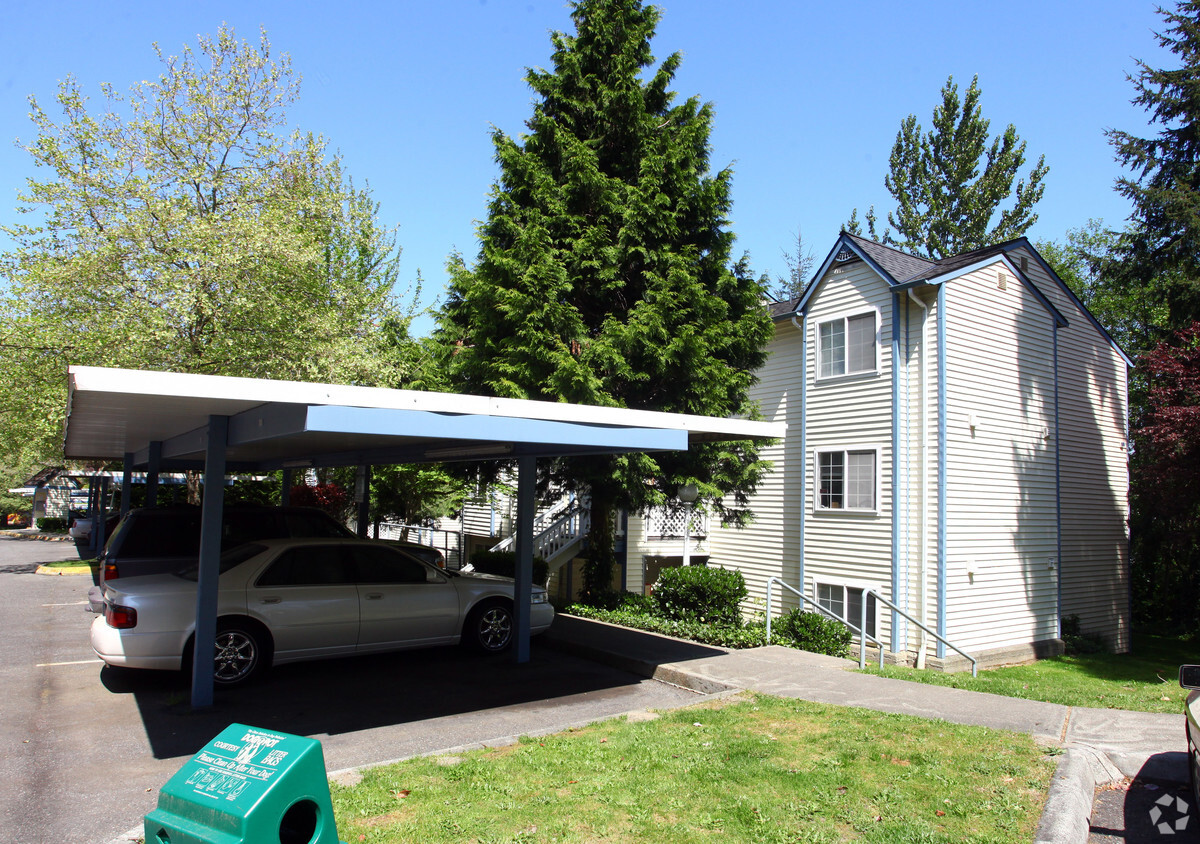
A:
68 366 784 443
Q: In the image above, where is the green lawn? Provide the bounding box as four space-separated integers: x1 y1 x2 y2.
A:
36 558 96 575
333 693 1054 844
863 631 1198 713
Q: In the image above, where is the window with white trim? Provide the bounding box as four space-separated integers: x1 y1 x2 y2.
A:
816 581 877 638
816 449 876 511
818 312 877 378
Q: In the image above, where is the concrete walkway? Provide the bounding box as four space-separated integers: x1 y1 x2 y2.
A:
541 615 1189 844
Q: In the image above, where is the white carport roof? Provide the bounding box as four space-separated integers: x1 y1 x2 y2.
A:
64 366 783 467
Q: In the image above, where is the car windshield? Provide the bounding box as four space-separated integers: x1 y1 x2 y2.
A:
175 543 267 581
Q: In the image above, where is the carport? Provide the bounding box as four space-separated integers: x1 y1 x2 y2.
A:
63 366 783 708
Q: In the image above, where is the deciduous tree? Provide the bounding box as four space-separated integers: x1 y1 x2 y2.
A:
0 26 412 467
439 0 773 595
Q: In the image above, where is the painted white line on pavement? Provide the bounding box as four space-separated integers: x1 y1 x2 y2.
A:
37 659 103 667
42 601 89 607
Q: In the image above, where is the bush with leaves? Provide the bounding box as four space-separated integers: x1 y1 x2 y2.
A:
36 517 68 533
772 610 852 658
652 565 747 625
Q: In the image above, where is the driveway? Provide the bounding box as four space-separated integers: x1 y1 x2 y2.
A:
0 537 705 844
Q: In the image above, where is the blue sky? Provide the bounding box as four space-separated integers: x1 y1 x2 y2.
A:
1 1 1172 336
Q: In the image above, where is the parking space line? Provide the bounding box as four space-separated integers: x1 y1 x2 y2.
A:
42 601 89 607
37 659 103 667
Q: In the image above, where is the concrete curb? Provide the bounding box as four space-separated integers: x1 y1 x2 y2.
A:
0 530 73 542
1033 745 1123 844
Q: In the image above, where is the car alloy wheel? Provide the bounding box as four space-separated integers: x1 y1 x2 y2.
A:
472 603 513 652
212 627 260 685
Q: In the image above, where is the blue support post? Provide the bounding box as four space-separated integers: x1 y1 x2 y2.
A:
280 468 293 506
191 416 228 709
146 441 162 507
94 475 110 552
355 465 371 538
120 453 133 517
513 455 535 664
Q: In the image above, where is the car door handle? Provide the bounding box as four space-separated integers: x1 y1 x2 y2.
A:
259 597 281 604
365 593 383 600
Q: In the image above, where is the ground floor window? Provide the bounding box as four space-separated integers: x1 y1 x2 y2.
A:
815 581 877 638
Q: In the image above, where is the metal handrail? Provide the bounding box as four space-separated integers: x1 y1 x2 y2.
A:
765 577 885 670
865 587 977 677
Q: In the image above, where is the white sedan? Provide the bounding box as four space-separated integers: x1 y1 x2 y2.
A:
90 538 554 686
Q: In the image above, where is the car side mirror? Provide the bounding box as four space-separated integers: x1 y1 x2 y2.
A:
1180 665 1200 690
426 568 444 584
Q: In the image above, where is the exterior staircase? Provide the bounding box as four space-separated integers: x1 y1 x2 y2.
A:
490 495 590 570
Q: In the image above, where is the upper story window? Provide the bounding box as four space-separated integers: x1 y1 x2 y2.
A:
817 312 877 379
816 448 877 512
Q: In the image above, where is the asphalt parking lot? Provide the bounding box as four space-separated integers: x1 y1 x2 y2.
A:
0 537 705 844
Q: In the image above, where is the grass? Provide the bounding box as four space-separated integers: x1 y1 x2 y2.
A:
36 558 96 575
862 631 1197 714
332 693 1054 844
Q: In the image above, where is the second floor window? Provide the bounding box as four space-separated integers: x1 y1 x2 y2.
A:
818 312 876 378
817 449 876 511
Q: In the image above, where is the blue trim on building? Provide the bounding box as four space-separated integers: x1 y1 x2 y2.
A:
1007 240 1134 368
798 317 808 589
936 285 947 660
890 293 902 654
1053 319 1063 637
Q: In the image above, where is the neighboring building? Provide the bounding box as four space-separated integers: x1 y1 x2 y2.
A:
625 232 1131 669
454 232 1131 669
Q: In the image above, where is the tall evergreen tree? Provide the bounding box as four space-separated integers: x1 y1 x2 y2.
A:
439 0 773 595
1108 0 1200 329
849 75 1048 259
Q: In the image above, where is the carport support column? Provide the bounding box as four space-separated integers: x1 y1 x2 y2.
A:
513 455 535 664
145 441 162 507
191 415 229 709
120 453 133 517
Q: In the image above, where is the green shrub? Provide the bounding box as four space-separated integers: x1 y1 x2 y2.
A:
773 609 852 658
1061 614 1109 655
566 605 768 649
468 550 549 586
36 517 69 533
652 565 747 625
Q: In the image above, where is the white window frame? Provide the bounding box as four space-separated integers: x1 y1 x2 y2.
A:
813 445 880 514
815 309 879 381
812 577 879 639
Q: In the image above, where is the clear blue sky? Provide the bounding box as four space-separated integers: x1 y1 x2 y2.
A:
1 1 1172 336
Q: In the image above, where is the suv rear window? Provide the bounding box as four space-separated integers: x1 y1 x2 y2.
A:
112 510 203 557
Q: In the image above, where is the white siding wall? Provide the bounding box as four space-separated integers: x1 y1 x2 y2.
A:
802 262 895 642
702 319 802 608
1013 247 1131 651
942 263 1059 654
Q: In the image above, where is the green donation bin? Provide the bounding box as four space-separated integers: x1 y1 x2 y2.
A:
144 723 346 844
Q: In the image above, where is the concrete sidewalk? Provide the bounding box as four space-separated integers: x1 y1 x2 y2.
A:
542 614 1188 844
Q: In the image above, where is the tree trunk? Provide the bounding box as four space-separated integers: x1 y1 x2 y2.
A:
583 486 616 597
186 470 202 505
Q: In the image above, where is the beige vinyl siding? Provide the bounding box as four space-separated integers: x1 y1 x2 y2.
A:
1013 247 1131 651
705 319 801 609
802 261 895 642
894 289 936 657
942 263 1059 654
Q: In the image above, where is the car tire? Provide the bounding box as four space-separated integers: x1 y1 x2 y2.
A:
1190 724 1200 815
464 600 514 653
209 620 269 686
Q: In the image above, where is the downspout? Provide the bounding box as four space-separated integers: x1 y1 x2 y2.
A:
890 294 901 655
1053 319 1062 638
792 315 807 593
906 289 930 668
